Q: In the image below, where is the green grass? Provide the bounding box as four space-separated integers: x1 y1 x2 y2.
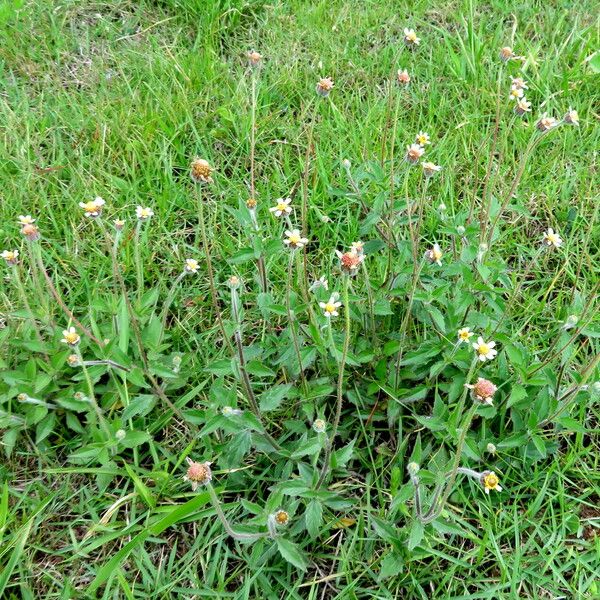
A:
1 0 599 598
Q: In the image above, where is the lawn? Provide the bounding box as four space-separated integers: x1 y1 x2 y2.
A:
0 0 599 598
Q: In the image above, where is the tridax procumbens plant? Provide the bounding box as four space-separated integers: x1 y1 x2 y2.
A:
1 30 598 571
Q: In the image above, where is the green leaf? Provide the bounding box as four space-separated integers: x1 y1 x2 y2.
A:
259 384 292 411
120 430 151 449
291 438 322 459
275 538 308 571
122 395 156 421
506 384 528 408
227 247 256 264
407 519 424 550
246 361 276 377
304 499 323 538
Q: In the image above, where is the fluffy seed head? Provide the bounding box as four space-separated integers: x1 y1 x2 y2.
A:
397 69 411 85
190 158 214 184
468 377 498 404
273 510 290 525
316 77 334 97
21 224 40 241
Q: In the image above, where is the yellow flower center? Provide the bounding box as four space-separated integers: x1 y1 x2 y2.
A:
547 234 559 245
289 234 301 244
82 201 98 212
483 473 499 490
478 344 490 355
417 135 427 145
459 331 470 340
325 303 336 314
277 202 287 211
432 248 442 260
64 332 79 344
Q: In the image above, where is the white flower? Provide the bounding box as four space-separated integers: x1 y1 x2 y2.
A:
310 276 328 292
1 250 19 266
472 337 498 362
283 229 308 249
536 115 558 132
510 76 528 90
406 143 425 164
61 327 81 347
184 258 199 273
563 107 579 126
422 162 442 178
79 196 106 217
457 327 474 344
319 294 342 318
542 228 562 248
403 28 420 46
425 243 443 266
17 215 35 225
269 197 292 217
514 97 532 116
350 241 365 256
509 85 524 100
415 131 430 146
136 206 154 221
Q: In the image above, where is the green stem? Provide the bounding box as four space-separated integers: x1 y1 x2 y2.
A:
317 275 351 488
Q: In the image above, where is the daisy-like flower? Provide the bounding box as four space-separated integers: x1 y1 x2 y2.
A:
184 258 199 274
509 85 524 100
272 509 290 526
114 219 125 231
514 97 532 116
542 227 562 248
312 419 327 433
309 275 328 292
246 197 257 210
79 196 106 218
415 131 431 146
183 458 212 491
406 143 425 164
283 229 308 249
422 161 442 178
466 377 498 405
563 107 579 126
403 28 420 46
486 443 497 455
136 206 154 221
61 327 81 347
457 327 474 344
472 337 498 362
425 243 443 266
269 197 292 217
247 49 262 68
335 249 364 274
1 250 19 266
499 46 515 62
480 470 502 494
17 215 35 225
316 77 334 97
190 158 214 184
397 69 410 85
510 76 528 90
350 240 365 256
319 293 342 318
536 115 558 132
20 224 40 241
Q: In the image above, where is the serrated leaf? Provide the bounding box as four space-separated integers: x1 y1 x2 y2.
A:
407 520 424 550
259 384 292 412
276 538 308 571
304 500 323 538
